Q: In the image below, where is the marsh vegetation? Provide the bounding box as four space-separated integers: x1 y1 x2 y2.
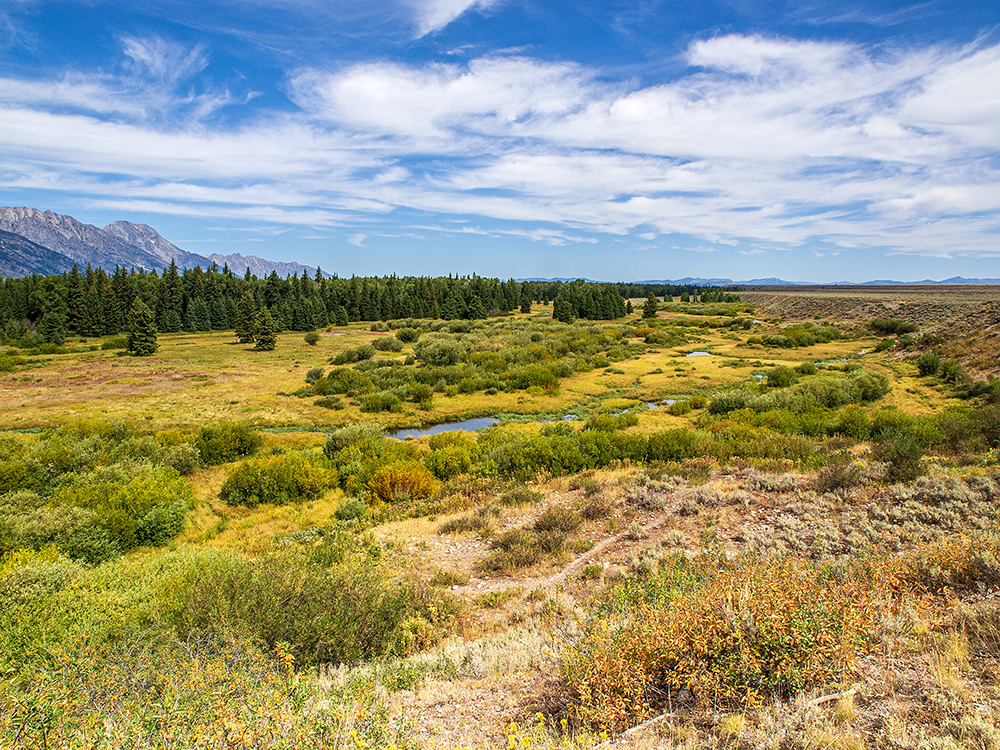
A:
2 281 1000 749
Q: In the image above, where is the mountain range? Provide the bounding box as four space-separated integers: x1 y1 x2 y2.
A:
2 206 998 285
518 275 1000 286
0 206 317 279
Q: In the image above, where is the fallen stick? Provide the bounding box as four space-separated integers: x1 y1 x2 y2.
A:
594 712 677 749
808 688 857 707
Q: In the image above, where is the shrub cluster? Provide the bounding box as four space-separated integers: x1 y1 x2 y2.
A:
562 552 902 730
0 423 198 562
195 423 262 465
871 317 918 335
219 452 336 507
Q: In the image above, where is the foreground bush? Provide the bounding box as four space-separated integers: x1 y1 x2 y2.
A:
0 543 456 748
563 532 1000 732
220 453 335 507
563 552 901 730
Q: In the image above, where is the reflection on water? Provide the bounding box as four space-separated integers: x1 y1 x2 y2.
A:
645 399 678 409
388 417 498 439
686 351 713 357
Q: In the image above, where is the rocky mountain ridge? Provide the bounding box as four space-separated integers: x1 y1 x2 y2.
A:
0 206 317 279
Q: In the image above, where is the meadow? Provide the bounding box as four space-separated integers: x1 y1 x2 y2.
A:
2 287 1000 749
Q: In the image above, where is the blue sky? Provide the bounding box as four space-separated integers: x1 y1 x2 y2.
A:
1 0 998 282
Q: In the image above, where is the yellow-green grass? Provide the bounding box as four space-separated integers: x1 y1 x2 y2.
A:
0 311 919 433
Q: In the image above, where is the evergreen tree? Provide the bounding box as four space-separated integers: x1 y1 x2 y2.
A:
553 294 574 323
66 264 84 333
37 311 66 345
126 298 158 356
186 297 212 332
625 300 634 315
642 293 659 319
253 309 278 351
467 296 487 320
234 293 258 343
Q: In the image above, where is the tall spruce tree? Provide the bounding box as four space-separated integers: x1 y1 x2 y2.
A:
126 298 158 356
642 293 659 319
253 308 278 351
234 293 258 343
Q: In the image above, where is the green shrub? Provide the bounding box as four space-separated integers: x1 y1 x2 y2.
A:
647 429 698 461
165 545 455 664
940 359 969 385
324 423 386 455
667 400 692 416
335 497 368 521
305 366 325 384
313 367 374 396
304 331 320 346
836 405 871 440
709 388 755 414
795 361 817 376
159 443 200 475
875 431 926 483
407 382 434 403
871 318 918 335
396 327 421 343
371 337 404 352
584 413 639 431
766 365 798 388
414 337 466 366
195 423 262 465
330 344 377 365
917 351 941 376
51 463 194 553
313 396 344 410
426 445 475 480
100 335 128 350
2 505 119 564
220 453 335 507
360 393 403 413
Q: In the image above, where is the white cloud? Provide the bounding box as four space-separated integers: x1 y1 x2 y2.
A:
347 233 368 246
1 33 999 262
407 0 500 36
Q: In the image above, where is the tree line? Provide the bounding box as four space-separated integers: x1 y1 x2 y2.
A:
0 261 738 344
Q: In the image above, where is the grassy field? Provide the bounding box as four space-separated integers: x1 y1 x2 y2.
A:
0 302 911 431
3 290 1000 750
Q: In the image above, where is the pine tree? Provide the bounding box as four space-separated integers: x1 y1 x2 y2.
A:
520 288 532 314
234 293 258 343
553 294 574 323
37 311 66 345
253 309 278 351
186 297 212 332
126 298 158 356
642 293 659 319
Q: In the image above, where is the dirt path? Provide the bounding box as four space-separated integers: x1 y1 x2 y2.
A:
453 509 675 597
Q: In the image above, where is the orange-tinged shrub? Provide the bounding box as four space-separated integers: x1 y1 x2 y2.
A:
368 463 438 503
564 553 905 731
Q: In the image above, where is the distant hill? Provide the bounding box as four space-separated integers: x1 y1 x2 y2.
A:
0 206 317 279
519 275 1000 287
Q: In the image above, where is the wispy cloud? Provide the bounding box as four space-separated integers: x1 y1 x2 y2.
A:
0 33 998 260
407 0 501 36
